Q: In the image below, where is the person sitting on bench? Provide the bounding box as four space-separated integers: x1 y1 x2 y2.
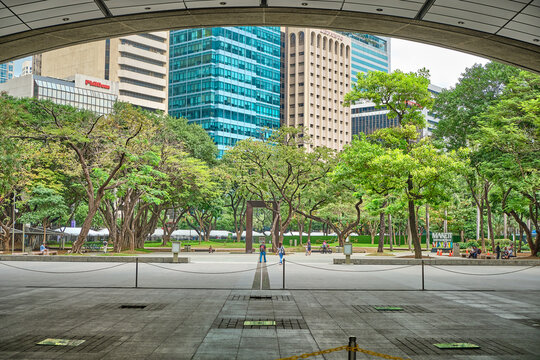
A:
39 242 49 255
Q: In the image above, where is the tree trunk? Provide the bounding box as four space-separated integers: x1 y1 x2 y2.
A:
480 198 485 252
378 210 385 253
388 214 393 252
426 204 430 251
407 178 422 258
298 218 304 245
485 194 495 251
306 218 312 245
72 203 99 253
407 218 412 251
503 213 508 239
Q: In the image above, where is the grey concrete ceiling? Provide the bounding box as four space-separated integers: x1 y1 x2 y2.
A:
0 1 539 72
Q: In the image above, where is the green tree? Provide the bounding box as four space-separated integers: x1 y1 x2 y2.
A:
474 71 540 255
341 69 463 258
18 185 69 242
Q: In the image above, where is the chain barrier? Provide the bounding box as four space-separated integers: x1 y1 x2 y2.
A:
0 261 129 274
275 345 409 360
286 260 417 273
142 261 279 275
428 263 539 276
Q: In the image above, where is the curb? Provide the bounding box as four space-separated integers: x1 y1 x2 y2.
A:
0 255 189 263
333 258 539 266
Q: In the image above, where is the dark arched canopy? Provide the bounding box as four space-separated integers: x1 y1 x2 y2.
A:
0 1 539 72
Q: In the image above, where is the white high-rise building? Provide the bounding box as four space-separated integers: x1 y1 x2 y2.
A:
38 32 169 112
21 60 32 76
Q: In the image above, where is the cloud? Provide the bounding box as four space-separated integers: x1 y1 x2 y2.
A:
390 38 489 89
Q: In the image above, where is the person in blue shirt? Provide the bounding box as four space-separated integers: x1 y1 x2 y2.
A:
259 241 267 263
278 242 285 264
39 243 49 255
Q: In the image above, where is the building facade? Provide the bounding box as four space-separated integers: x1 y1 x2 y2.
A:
0 61 14 83
0 74 118 115
341 32 390 82
169 27 281 157
351 83 442 137
38 32 169 112
21 60 32 76
281 28 352 152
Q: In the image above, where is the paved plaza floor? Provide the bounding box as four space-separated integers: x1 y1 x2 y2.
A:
0 253 539 359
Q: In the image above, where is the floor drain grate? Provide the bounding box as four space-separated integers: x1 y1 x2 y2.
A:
353 305 432 313
120 304 147 309
92 303 167 311
0 334 121 353
390 338 528 356
227 295 292 301
213 318 307 329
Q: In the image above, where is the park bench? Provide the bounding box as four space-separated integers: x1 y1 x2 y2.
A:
32 250 58 255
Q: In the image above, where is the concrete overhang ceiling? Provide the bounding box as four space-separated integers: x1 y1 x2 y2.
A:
0 0 539 72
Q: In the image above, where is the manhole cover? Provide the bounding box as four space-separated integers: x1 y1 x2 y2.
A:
0 334 121 353
227 295 292 301
390 338 528 356
213 318 307 329
244 320 276 326
353 305 432 313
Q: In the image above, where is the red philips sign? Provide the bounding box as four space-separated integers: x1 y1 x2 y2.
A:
85 79 110 90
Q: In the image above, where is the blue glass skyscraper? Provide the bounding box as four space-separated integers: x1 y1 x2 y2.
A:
169 27 281 157
0 62 14 83
340 32 390 82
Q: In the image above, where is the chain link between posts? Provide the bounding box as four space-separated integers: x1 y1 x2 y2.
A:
276 345 410 360
286 259 417 273
428 263 538 276
142 260 279 274
0 261 129 274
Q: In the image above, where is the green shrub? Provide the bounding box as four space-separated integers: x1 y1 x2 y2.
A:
466 240 478 248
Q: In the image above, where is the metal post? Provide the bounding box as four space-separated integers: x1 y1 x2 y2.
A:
421 260 425 291
282 258 285 289
348 336 357 360
22 223 25 253
135 258 139 288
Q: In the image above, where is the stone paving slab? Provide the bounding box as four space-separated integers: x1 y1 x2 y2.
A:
0 254 539 359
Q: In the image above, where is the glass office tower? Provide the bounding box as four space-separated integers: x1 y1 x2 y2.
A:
0 62 14 83
169 27 281 157
340 32 390 82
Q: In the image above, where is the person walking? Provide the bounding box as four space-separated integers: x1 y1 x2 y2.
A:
306 240 312 256
259 241 267 263
278 242 285 265
495 243 501 259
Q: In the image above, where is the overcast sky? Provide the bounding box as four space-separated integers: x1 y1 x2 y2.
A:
390 38 489 89
12 37 490 90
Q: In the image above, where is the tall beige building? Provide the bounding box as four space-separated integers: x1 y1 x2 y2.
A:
282 27 351 152
38 32 168 112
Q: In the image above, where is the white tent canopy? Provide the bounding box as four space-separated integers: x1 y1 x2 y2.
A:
53 227 103 237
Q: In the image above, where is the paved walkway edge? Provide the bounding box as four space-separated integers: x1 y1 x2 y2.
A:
333 258 539 266
0 255 189 263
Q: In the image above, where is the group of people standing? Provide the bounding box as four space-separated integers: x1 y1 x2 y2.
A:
258 241 286 265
